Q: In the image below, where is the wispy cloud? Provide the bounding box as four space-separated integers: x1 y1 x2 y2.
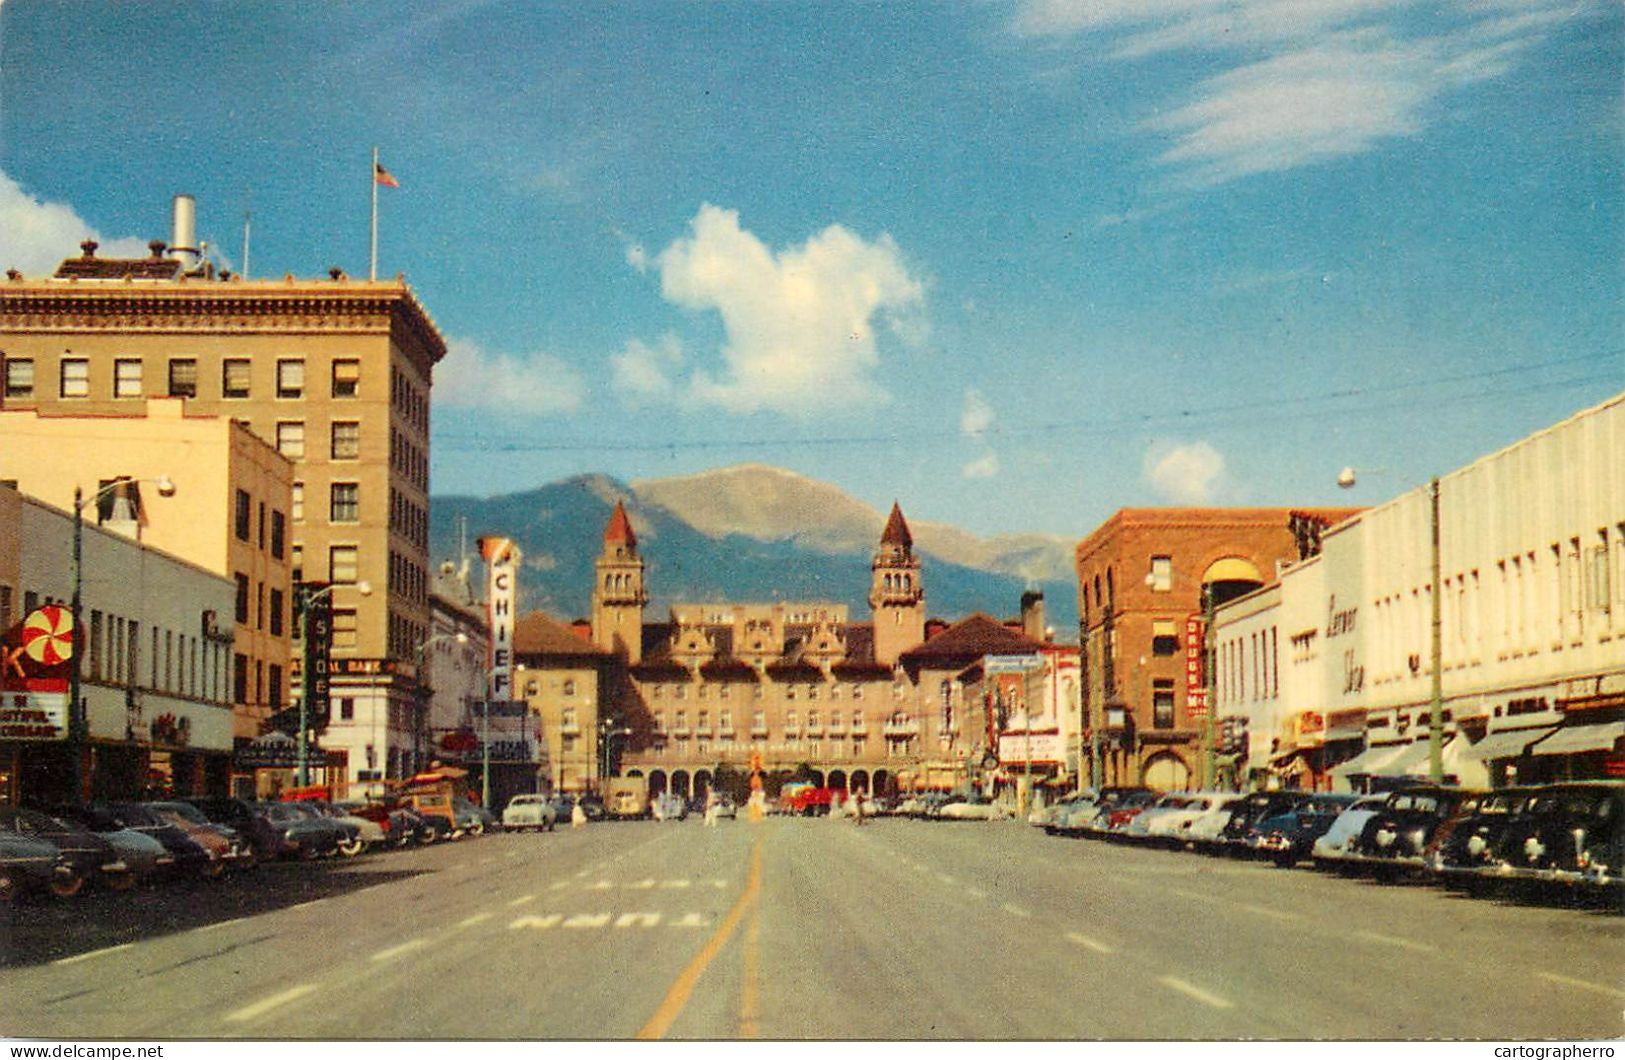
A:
610 333 684 404
1144 440 1226 503
0 170 148 275
630 204 926 416
433 337 585 415
960 388 1001 479
963 453 1001 479
1012 0 1586 187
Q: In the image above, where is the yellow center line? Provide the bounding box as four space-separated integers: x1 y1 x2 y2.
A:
638 833 764 1041
739 886 762 1038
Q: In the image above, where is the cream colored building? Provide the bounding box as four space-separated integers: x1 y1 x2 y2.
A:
0 398 292 795
1 224 447 793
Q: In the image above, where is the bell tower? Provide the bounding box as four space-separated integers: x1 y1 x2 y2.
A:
869 502 924 666
591 500 648 662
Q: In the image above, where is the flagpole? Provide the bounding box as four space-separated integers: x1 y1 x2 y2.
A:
369 146 379 281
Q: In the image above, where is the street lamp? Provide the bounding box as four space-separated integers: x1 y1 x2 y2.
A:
70 475 177 803
413 631 468 777
295 579 371 786
597 717 631 794
1339 467 1443 783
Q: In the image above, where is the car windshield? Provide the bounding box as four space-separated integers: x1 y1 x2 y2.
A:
109 805 161 827
151 802 209 824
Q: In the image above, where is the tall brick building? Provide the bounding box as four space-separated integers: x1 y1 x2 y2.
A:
1076 507 1358 790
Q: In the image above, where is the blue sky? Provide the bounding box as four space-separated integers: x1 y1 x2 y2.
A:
2 0 1620 539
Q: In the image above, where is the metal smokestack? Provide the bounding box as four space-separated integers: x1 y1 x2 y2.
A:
169 194 200 271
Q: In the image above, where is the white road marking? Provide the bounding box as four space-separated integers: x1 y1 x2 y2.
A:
549 881 570 891
628 879 655 890
711 879 728 889
937 874 958 886
508 894 536 907
588 880 614 890
196 918 248 934
225 984 318 1024
1159 977 1234 1010
1064 931 1116 955
370 938 429 963
966 887 988 900
658 879 691 889
54 942 135 966
670 913 710 929
615 912 661 928
457 913 492 929
510 915 562 930
1353 930 1437 954
563 913 612 929
1002 903 1033 918
1538 972 1625 1000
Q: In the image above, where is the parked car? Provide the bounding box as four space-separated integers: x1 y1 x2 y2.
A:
1241 793 1363 867
1311 794 1391 865
1478 782 1624 893
337 798 429 848
105 803 218 878
1182 794 1247 846
1087 789 1163 835
452 797 498 836
0 830 80 902
147 801 256 868
0 808 129 896
1210 791 1315 852
1031 790 1096 830
183 797 283 862
1339 786 1479 873
48 804 173 882
295 800 386 853
1119 794 1202 841
503 794 558 832
1140 793 1244 847
253 801 349 859
713 795 738 820
939 793 1001 820
1425 787 1538 886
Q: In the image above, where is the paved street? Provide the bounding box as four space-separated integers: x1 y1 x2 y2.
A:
1 817 1621 1040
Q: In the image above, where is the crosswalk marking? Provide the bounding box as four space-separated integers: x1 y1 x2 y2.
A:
1159 976 1234 1009
616 912 662 928
670 912 710 929
1065 931 1116 955
510 915 563 930
225 984 318 1024
508 894 535 907
563 913 613 929
370 938 428 962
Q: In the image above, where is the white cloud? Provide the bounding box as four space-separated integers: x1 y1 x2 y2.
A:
1011 1 1584 187
962 452 1001 479
610 333 684 403
641 203 925 415
433 336 585 415
1144 440 1226 503
961 388 996 437
0 170 148 276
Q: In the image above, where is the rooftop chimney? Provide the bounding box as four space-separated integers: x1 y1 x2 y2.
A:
1020 590 1047 643
169 194 200 271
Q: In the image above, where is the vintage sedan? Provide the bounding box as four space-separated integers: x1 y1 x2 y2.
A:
938 793 1003 820
0 830 79 902
184 797 283 862
1145 793 1247 847
48 804 172 882
502 794 558 832
1424 788 1537 886
1210 791 1315 853
147 801 256 867
0 808 131 894
1311 794 1391 865
1339 786 1479 873
105 803 218 878
1481 782 1624 894
253 801 350 859
1241 793 1362 867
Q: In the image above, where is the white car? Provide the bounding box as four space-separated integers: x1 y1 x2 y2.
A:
939 795 1001 820
1311 795 1389 863
1183 794 1248 846
1031 790 1096 829
502 794 558 832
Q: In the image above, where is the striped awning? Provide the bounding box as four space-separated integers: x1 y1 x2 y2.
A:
1458 727 1557 762
1527 721 1625 757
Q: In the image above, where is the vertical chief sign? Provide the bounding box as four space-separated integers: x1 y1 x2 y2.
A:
480 536 521 702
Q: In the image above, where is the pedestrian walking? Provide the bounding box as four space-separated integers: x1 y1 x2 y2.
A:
571 796 587 829
853 790 866 826
703 791 719 827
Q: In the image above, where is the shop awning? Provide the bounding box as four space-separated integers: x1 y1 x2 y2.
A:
1385 739 1438 777
1329 742 1406 777
1458 726 1557 762
1527 721 1625 757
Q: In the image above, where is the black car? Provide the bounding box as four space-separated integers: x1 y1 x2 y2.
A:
184 797 284 862
1424 787 1538 886
1343 786 1478 872
1483 782 1624 893
1212 791 1314 852
1241 793 1361 867
0 831 80 902
0 807 132 894
104 803 216 878
252 802 351 859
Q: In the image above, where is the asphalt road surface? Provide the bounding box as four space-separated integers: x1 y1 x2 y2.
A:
2 816 1621 1040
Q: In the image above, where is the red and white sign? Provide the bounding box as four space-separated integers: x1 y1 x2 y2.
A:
1185 615 1208 719
0 691 68 741
22 605 74 665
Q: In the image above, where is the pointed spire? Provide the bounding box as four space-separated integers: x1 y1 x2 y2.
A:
605 500 637 548
880 501 912 549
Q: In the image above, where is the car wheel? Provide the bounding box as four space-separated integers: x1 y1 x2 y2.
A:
49 867 85 899
468 822 485 838
337 837 364 858
0 871 16 904
105 869 138 892
199 856 227 879
420 827 438 845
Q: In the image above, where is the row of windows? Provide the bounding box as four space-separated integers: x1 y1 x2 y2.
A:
1 356 362 402
653 708 878 732
390 365 428 432
233 573 289 639
645 737 878 760
388 548 427 606
232 652 286 712
280 481 360 524
386 613 428 664
389 488 428 550
648 682 870 701
233 488 288 559
276 420 362 461
389 426 428 493
1217 630 1278 707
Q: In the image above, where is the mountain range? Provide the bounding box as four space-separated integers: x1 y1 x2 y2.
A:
429 464 1079 634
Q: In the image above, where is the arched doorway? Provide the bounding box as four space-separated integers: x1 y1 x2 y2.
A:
828 769 848 793
850 769 870 795
649 770 667 797
693 771 711 799
1141 752 1191 791
672 770 690 799
809 769 825 787
873 769 891 796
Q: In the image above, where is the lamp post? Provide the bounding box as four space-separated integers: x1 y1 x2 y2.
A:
1339 467 1443 783
295 579 371 786
597 717 630 795
70 476 177 803
413 631 468 778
